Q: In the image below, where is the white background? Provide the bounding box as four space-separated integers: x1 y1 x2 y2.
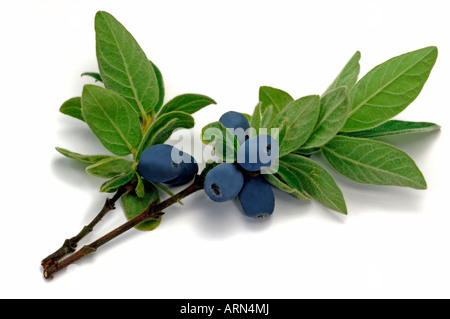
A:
0 0 449 299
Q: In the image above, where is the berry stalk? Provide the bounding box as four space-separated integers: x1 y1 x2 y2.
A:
43 175 204 279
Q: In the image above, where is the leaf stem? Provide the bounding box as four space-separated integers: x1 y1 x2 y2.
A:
41 182 135 269
43 175 204 279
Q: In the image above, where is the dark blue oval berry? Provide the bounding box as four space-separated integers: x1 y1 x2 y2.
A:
204 163 244 202
237 134 279 172
165 156 198 186
238 175 275 219
138 144 183 183
219 111 250 144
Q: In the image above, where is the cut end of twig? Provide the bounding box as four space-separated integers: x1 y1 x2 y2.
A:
43 269 53 280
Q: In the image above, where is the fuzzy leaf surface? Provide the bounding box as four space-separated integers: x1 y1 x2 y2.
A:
59 97 84 122
302 87 350 149
86 157 135 178
259 86 294 113
342 46 438 132
279 154 347 214
324 51 361 94
82 85 142 156
136 111 194 159
121 179 162 231
158 94 216 116
322 136 427 189
95 11 158 116
340 120 441 138
55 147 115 164
202 121 239 162
269 95 320 156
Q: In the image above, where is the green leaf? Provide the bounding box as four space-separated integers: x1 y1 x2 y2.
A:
250 102 262 133
342 46 438 132
242 113 252 123
279 154 347 214
259 86 294 113
322 136 427 189
86 157 135 178
151 61 165 114
340 120 441 138
81 72 103 82
201 121 239 162
55 147 115 164
151 182 175 196
136 111 194 159
100 171 135 193
293 147 320 156
324 51 361 94
158 94 216 116
59 97 84 122
135 173 145 198
263 173 311 200
95 11 158 117
121 179 162 231
260 104 274 129
269 95 320 156
302 87 350 149
82 85 142 157
151 182 184 205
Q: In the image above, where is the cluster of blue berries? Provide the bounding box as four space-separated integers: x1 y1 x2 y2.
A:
136 111 279 219
137 144 198 186
204 111 278 219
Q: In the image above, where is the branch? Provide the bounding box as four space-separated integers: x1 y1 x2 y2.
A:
43 175 204 279
41 182 135 269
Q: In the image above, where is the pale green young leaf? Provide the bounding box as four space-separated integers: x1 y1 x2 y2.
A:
59 97 84 122
250 102 262 135
269 95 320 156
135 173 145 198
259 86 294 113
260 104 274 129
86 157 135 178
322 136 427 189
82 85 142 156
202 121 239 162
55 147 115 164
121 179 161 231
342 46 438 132
158 94 216 116
324 51 361 94
151 182 175 197
151 182 184 205
100 171 135 193
136 111 194 159
95 11 158 117
263 173 311 200
302 87 350 149
340 120 441 138
280 154 347 214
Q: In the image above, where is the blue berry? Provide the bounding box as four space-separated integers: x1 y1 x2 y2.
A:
219 111 250 144
238 175 275 218
204 163 244 202
237 134 279 172
138 144 183 183
165 157 198 186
